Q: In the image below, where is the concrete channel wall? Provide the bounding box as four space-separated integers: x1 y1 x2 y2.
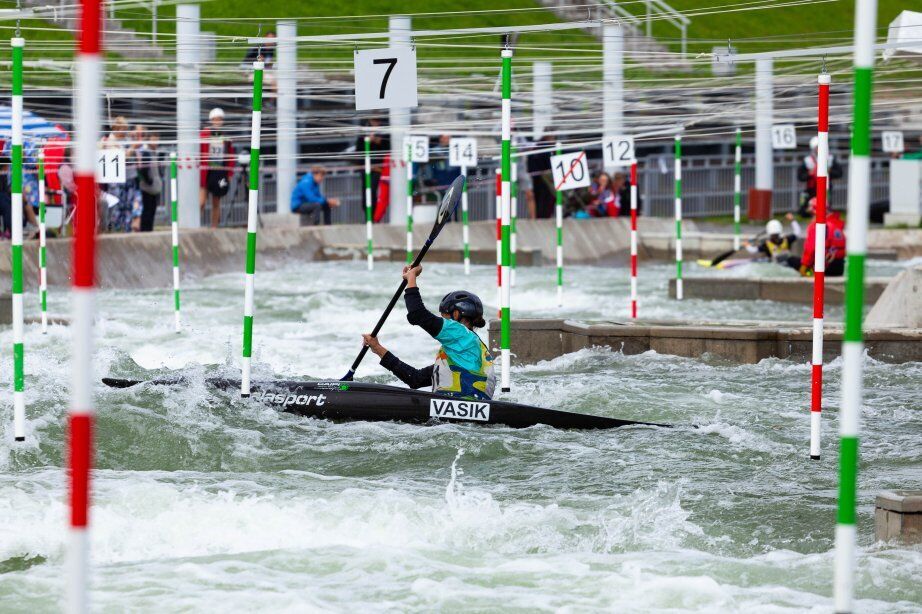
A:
488 319 922 365
668 276 891 306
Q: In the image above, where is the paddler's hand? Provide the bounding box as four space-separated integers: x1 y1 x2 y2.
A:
362 334 387 358
402 264 423 288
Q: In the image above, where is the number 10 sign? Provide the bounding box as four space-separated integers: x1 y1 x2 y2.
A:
354 46 418 111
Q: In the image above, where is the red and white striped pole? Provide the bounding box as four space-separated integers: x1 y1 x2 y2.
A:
495 167 501 317
69 0 101 611
630 160 638 318
810 72 831 460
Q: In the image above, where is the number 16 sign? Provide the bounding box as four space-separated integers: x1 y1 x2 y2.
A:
354 46 418 111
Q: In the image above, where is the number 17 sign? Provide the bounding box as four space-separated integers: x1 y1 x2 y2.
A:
354 46 418 111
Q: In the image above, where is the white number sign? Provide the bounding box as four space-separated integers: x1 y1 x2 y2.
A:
354 47 418 111
404 135 429 163
96 148 125 184
603 135 635 167
449 137 478 167
882 131 904 153
771 124 797 150
550 151 591 192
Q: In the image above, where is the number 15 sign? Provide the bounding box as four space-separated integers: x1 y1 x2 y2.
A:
354 47 418 111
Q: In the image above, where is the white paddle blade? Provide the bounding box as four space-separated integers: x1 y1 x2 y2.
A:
437 175 465 225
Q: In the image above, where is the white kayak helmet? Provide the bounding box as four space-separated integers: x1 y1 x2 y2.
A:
766 219 783 236
809 136 819 151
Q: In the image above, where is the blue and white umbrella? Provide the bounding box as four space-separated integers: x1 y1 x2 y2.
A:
0 105 66 140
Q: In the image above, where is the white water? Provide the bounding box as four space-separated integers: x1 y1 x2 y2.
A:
1 258 920 612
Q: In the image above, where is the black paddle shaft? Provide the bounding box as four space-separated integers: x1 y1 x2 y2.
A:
342 175 465 381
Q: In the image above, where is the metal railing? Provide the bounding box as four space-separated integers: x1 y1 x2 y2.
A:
146 152 892 229
599 0 690 56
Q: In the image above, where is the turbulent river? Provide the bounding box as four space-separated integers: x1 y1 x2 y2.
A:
1 258 920 612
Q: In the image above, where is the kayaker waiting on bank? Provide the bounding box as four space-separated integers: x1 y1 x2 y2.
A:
745 214 802 270
362 265 496 401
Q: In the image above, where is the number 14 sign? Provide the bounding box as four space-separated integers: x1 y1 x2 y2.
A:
354 47 418 111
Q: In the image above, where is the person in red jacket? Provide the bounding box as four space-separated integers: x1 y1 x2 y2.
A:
799 197 847 277
200 107 235 228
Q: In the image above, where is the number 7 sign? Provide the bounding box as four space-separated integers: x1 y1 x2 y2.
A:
354 47 418 111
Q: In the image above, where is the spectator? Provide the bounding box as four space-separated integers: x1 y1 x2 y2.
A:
902 134 922 160
354 117 390 210
528 131 556 218
200 108 235 228
797 136 842 217
291 165 340 225
426 134 456 189
100 116 142 232
587 172 617 217
137 130 163 231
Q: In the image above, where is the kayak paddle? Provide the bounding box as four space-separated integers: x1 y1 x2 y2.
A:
341 174 465 381
709 230 765 267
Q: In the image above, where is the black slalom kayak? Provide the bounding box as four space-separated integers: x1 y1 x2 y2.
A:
102 377 669 430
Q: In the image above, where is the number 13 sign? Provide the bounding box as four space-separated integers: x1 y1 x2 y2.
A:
354 47 418 111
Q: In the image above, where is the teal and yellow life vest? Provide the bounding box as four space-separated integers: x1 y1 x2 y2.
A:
432 341 496 401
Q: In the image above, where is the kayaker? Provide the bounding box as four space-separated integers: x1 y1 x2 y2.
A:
362 265 496 401
745 215 802 270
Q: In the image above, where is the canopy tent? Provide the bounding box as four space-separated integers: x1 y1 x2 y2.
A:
0 105 67 140
884 11 922 61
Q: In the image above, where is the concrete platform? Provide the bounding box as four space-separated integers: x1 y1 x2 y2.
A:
488 318 922 365
668 276 891 306
875 491 922 544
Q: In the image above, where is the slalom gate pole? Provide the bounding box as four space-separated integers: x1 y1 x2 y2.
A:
674 134 683 300
555 142 563 307
364 136 373 271
495 167 501 316
406 145 413 264
500 47 512 392
170 151 180 332
810 72 830 460
630 160 638 318
734 127 742 251
241 59 264 397
69 0 102 609
461 165 470 274
38 150 47 333
11 36 25 441
510 144 518 287
834 1 876 610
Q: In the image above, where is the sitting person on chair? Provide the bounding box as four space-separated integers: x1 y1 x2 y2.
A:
290 165 340 225
362 265 496 401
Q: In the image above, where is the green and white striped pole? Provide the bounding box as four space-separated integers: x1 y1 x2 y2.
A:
500 47 512 392
461 165 470 275
510 143 518 287
241 59 263 397
170 151 181 332
38 150 47 334
834 1 876 610
406 142 413 264
11 36 25 440
733 127 742 252
555 142 563 307
364 136 373 271
674 134 683 300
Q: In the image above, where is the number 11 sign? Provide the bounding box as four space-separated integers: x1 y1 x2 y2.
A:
354 47 418 111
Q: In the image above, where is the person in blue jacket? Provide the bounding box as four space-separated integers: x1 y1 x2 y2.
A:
290 165 340 224
362 264 496 401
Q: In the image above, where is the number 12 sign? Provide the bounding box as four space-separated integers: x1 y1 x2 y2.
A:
354 47 418 111
550 151 591 192
603 135 635 167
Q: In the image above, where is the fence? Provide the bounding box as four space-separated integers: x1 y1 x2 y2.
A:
151 152 892 228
